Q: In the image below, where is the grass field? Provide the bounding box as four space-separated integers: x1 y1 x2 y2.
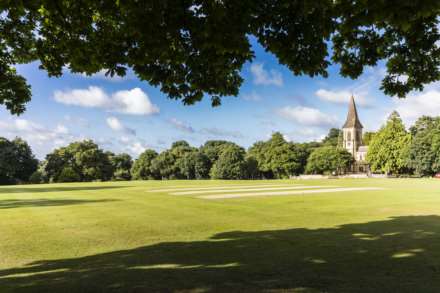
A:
2 179 440 292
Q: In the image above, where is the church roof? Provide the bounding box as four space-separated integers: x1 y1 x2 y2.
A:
343 95 363 129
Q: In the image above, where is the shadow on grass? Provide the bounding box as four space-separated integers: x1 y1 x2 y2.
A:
2 215 440 292
0 198 119 209
0 185 129 194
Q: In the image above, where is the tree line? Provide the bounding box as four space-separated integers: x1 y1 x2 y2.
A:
2 111 440 184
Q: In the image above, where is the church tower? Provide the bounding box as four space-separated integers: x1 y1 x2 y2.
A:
342 95 363 156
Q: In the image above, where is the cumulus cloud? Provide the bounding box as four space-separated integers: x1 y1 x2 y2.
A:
112 88 159 115
250 63 283 86
315 89 370 106
168 118 195 133
395 89 440 125
106 116 136 136
283 129 326 143
54 86 109 108
54 86 159 115
127 141 147 156
0 118 74 158
277 106 338 127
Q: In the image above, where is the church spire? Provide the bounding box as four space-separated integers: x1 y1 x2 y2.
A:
342 95 363 128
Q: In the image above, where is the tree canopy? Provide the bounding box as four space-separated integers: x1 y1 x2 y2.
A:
306 146 353 175
366 111 411 175
407 116 440 176
0 137 38 184
248 132 309 178
2 1 440 114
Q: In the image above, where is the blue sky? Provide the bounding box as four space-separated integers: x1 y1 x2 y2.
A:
1 38 438 159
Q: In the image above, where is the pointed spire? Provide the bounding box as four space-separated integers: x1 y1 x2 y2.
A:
342 95 363 129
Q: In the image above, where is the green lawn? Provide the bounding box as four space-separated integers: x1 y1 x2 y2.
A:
1 179 440 292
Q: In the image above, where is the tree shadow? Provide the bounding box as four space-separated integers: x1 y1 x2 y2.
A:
2 215 440 292
0 185 130 194
0 198 119 209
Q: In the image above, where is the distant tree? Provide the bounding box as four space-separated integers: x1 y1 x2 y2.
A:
248 132 309 178
245 156 259 180
57 167 81 183
109 153 133 181
0 138 19 184
366 111 411 175
322 128 342 147
407 116 440 176
131 149 159 180
178 151 211 179
306 146 353 175
44 140 112 182
29 171 43 184
200 140 235 165
0 137 38 184
150 150 179 180
211 144 248 179
362 132 376 146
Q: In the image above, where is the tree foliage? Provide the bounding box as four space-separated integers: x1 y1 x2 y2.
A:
109 152 133 181
0 137 38 184
362 132 376 146
322 128 342 147
366 111 411 175
210 144 248 179
306 146 353 175
44 140 113 182
2 1 440 114
248 132 309 178
407 116 440 176
131 149 158 180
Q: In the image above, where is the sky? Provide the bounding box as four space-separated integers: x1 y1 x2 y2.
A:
1 38 439 159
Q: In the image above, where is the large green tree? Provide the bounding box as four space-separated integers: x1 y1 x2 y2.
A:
407 116 440 176
305 146 353 175
131 149 159 180
366 111 411 175
248 132 309 178
0 137 38 184
44 140 113 182
2 1 440 114
108 152 133 181
210 144 249 179
322 128 342 147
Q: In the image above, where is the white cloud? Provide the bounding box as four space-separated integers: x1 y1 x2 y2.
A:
55 124 69 135
168 118 195 133
283 129 326 143
395 89 440 125
127 142 147 156
277 106 338 127
0 118 76 158
54 86 159 115
106 116 136 135
54 86 109 108
250 63 283 86
315 89 370 106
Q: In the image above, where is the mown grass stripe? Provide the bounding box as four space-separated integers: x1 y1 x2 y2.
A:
169 185 325 195
199 187 385 199
149 184 300 193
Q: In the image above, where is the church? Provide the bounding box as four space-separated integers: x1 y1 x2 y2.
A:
341 95 369 173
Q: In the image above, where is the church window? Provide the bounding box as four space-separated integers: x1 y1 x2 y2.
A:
347 131 351 141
